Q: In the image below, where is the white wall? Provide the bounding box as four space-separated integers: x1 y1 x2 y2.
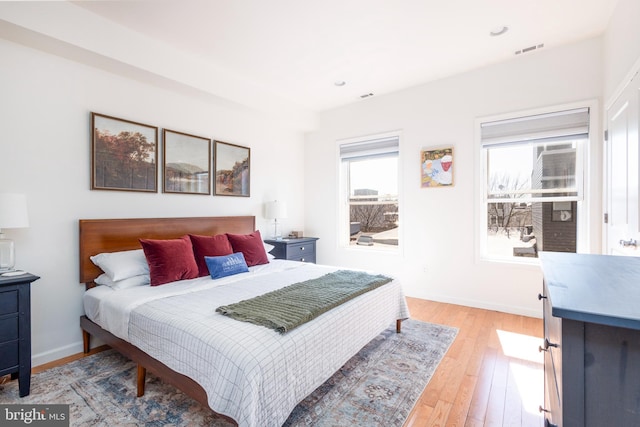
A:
304 37 604 317
603 0 640 102
0 38 307 365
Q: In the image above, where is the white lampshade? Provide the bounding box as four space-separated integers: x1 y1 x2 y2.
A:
265 200 288 220
0 193 29 229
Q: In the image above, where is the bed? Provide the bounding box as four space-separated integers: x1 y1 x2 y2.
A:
79 216 410 427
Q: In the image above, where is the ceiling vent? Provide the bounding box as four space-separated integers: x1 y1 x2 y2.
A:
515 43 544 56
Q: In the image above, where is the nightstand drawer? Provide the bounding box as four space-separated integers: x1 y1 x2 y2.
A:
286 242 315 262
0 340 19 371
0 290 18 316
0 316 19 342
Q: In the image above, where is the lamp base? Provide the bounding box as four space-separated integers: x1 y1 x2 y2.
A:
271 219 283 240
0 235 15 271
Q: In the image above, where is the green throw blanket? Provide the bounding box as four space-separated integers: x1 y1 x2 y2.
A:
216 270 392 333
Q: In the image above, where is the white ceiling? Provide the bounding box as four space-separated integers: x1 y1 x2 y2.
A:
72 0 618 112
2 0 618 114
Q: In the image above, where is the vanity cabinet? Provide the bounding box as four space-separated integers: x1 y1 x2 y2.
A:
539 252 640 427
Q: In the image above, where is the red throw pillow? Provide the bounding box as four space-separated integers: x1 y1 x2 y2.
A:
189 234 234 277
139 235 199 286
226 230 269 267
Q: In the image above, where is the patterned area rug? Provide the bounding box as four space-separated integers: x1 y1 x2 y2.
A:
0 319 457 426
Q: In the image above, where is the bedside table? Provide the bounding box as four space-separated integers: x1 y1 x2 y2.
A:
0 272 39 397
264 237 319 263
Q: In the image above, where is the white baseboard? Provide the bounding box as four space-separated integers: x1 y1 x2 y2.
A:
31 341 84 367
406 292 543 319
32 335 107 367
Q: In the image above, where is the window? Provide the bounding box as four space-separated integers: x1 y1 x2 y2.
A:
339 134 400 249
480 107 589 261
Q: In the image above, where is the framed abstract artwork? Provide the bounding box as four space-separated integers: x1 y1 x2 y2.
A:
421 146 453 188
214 140 250 197
91 112 158 192
163 129 211 195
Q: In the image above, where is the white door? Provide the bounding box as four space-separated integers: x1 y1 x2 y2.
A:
606 71 640 255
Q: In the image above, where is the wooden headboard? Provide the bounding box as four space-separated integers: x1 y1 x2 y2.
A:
79 216 256 284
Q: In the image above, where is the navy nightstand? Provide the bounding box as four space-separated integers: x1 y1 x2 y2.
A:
264 237 319 263
0 272 39 397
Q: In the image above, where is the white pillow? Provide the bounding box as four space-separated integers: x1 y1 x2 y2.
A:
263 242 275 260
95 273 150 290
90 249 149 281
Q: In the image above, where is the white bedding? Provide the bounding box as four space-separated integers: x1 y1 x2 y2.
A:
83 259 410 427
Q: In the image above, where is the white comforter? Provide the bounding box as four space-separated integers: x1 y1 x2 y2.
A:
83 260 410 427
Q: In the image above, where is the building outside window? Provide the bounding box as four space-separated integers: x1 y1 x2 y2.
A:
480 107 589 261
339 134 400 250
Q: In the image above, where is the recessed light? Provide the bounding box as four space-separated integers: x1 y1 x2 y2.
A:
334 80 346 87
489 26 509 37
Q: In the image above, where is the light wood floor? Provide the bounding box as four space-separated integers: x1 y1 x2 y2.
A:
30 297 544 427
404 297 544 427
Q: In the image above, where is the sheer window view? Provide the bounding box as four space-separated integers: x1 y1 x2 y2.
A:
340 137 399 249
481 108 588 260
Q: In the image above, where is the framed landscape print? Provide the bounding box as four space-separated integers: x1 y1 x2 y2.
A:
421 146 453 188
91 112 158 192
214 140 250 197
163 129 211 195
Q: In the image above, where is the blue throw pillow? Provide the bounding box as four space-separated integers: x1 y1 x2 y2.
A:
205 252 249 279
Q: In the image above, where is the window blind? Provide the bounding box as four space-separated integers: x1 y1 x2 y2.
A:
481 107 589 147
340 136 399 161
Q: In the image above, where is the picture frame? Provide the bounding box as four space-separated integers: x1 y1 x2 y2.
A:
214 141 250 197
91 112 158 192
421 146 453 188
163 129 211 195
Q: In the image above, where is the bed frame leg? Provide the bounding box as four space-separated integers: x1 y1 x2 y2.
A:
396 319 402 333
137 365 146 397
82 330 90 354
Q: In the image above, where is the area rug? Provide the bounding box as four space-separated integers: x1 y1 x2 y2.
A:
0 319 457 426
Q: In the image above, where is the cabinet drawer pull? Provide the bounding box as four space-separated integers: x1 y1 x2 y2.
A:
539 338 558 352
300 246 305 251
538 293 547 300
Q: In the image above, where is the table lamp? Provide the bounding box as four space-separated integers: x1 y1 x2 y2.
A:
265 200 287 239
0 194 29 271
